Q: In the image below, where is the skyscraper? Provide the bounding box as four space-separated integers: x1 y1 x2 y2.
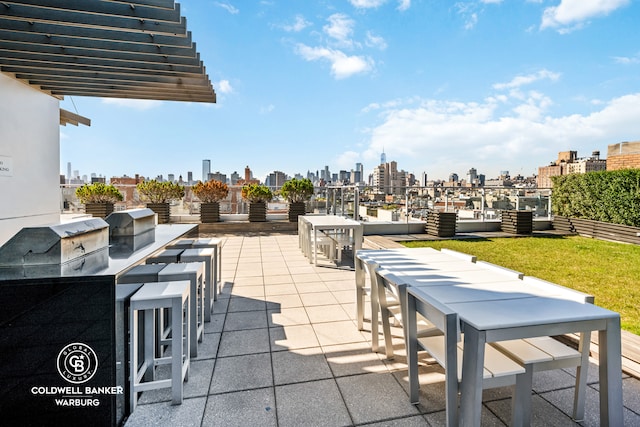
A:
381 149 386 165
202 159 211 182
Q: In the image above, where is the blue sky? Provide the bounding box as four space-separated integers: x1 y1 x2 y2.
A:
59 0 640 183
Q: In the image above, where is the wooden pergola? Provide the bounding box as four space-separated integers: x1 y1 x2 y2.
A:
0 0 216 125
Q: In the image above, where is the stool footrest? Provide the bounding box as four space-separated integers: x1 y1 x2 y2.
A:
134 378 172 392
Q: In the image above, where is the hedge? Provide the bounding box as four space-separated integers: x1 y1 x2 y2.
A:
551 169 640 227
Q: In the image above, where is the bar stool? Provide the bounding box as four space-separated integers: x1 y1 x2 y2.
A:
118 264 170 356
117 264 166 284
192 238 222 293
168 238 223 295
158 262 205 357
145 248 184 264
166 239 196 250
180 248 215 321
130 280 190 411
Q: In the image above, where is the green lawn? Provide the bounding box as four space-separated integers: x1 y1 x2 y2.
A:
402 236 640 335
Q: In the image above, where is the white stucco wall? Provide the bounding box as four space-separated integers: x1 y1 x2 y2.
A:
0 73 61 245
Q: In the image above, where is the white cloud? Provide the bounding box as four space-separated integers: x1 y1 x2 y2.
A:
397 0 411 11
365 31 387 50
283 15 311 32
216 80 233 94
295 44 373 79
214 2 239 14
493 69 561 90
352 88 640 179
259 104 275 114
541 0 630 32
613 54 640 65
349 0 387 9
455 3 479 30
324 13 355 46
101 98 162 111
334 150 361 170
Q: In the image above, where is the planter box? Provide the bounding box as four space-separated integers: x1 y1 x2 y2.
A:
288 202 306 222
85 203 114 218
501 210 533 234
146 203 170 224
248 202 267 222
425 211 456 237
200 202 220 223
554 216 640 245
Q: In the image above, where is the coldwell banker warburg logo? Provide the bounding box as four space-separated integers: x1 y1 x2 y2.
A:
30 342 123 407
57 342 98 384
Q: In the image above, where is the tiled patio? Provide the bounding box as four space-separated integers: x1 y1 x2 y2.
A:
123 234 640 426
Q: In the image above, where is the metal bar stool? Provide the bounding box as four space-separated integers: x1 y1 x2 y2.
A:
129 281 190 411
118 264 169 356
180 248 215 321
158 262 205 357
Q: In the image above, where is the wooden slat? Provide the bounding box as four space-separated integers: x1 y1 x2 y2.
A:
0 1 215 103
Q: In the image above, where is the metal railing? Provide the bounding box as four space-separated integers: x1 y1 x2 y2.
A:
61 183 552 221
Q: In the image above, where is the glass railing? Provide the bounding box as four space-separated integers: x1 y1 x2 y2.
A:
61 183 552 221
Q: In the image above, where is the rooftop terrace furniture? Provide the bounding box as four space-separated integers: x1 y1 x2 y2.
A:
130 281 190 411
158 262 205 358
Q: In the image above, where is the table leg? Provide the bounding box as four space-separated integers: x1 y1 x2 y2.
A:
355 257 365 330
406 292 420 404
599 316 623 426
460 327 485 427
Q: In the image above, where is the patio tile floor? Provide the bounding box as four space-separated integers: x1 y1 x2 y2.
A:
124 234 640 426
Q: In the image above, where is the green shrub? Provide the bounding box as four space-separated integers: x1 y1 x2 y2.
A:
75 183 123 204
280 178 314 203
241 184 273 203
552 169 640 227
136 180 185 203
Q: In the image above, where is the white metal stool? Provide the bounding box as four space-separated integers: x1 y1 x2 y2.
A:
168 238 223 299
158 262 205 357
191 238 222 295
180 248 215 321
130 280 190 411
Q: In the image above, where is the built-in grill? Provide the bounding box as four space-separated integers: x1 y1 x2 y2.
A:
0 218 109 278
106 208 156 257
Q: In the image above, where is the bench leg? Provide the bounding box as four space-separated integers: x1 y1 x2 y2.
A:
512 368 533 427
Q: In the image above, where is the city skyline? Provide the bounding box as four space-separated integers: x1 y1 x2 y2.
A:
59 1 640 182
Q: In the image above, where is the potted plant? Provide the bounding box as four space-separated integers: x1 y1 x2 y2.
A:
241 183 273 222
75 182 123 218
280 178 314 222
192 179 229 223
136 179 185 224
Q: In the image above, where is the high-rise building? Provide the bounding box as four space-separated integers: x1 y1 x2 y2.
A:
67 162 71 181
209 172 227 183
202 159 211 181
381 149 386 165
230 171 240 185
187 171 193 184
267 170 287 188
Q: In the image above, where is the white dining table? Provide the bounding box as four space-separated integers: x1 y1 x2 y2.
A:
356 248 623 426
298 215 363 265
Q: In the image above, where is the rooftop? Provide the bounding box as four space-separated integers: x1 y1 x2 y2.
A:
123 232 640 426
